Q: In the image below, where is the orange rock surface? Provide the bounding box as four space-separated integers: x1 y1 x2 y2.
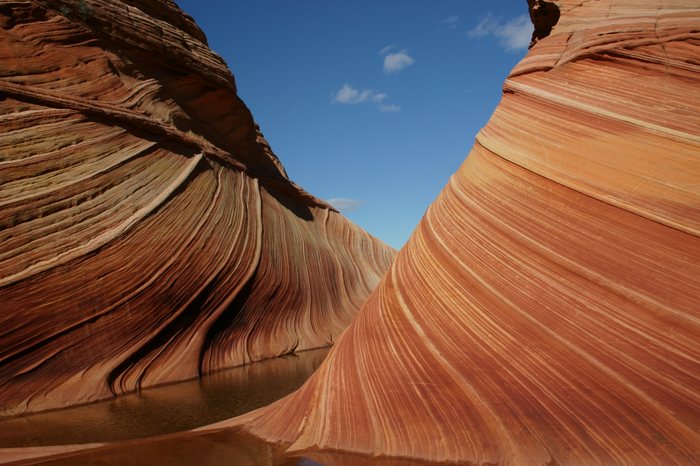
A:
230 1 700 464
0 0 394 416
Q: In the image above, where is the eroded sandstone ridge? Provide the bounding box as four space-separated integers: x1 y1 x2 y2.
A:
0 0 395 416
231 1 700 464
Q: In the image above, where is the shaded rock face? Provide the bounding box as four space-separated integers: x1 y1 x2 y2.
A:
234 1 700 464
528 0 560 45
0 0 395 416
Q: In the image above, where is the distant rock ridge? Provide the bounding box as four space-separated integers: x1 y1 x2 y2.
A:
0 0 395 416
227 0 700 464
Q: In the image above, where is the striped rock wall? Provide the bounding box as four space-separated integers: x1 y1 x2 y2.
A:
231 1 700 464
0 0 395 416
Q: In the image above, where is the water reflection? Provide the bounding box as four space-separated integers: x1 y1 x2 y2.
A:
18 428 448 466
0 348 329 448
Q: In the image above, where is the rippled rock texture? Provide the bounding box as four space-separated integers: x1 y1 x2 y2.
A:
233 1 700 464
0 0 395 416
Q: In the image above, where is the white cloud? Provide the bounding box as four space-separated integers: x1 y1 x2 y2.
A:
378 104 401 113
327 198 363 212
468 13 533 52
497 15 534 51
378 44 397 56
468 13 498 38
440 15 459 29
383 49 415 73
333 83 387 104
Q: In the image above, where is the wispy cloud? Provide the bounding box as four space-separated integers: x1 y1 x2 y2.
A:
383 49 415 73
332 84 399 112
327 198 363 212
378 44 397 56
333 83 387 104
468 13 498 39
468 13 533 52
440 15 459 29
378 104 401 113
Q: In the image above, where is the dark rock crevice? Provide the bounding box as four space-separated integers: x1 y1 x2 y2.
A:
528 0 561 46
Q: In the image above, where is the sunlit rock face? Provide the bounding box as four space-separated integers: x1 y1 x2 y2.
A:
0 0 395 416
233 1 700 464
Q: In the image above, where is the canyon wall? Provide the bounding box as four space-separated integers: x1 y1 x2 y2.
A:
232 1 700 464
0 0 395 416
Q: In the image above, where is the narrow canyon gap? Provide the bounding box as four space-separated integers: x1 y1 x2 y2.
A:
226 0 700 464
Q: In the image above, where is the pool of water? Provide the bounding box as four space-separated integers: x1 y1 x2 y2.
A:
6 427 443 466
0 348 329 448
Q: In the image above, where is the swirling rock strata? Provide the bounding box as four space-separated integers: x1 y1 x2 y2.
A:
0 0 395 416
232 1 700 464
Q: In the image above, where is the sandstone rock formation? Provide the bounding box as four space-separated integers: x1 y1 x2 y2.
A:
229 1 700 464
0 0 395 416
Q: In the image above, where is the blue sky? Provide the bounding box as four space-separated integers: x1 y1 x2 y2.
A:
175 1 533 249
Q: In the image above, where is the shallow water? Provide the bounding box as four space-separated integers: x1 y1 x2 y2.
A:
0 347 444 465
14 428 443 466
0 348 329 448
